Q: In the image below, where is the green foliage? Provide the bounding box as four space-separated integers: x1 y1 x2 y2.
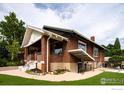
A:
25 70 32 74
6 39 20 61
103 44 114 56
6 61 17 66
53 69 70 75
114 38 121 49
0 12 26 66
111 49 122 56
109 56 124 62
25 69 42 75
103 38 124 67
0 58 7 67
0 12 25 45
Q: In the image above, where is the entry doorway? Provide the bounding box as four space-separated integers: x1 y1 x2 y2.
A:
77 62 83 73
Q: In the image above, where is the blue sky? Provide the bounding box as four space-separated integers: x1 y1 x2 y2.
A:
0 3 124 48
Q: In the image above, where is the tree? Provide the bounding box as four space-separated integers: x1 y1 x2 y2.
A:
0 12 25 45
103 44 114 56
103 38 123 68
6 39 20 61
114 38 121 50
0 12 25 64
107 44 114 50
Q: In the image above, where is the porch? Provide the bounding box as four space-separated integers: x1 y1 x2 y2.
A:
22 26 68 73
68 49 95 73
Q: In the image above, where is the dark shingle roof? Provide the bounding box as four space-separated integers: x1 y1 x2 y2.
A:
43 25 105 49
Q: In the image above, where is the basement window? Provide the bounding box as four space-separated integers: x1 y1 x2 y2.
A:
52 42 63 55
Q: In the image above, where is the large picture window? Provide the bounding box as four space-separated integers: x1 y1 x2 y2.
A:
52 42 63 55
93 47 99 57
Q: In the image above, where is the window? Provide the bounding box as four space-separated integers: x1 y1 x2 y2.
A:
78 41 87 51
93 47 99 57
52 42 63 55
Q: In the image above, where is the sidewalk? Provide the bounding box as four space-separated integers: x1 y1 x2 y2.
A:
98 68 124 73
0 69 103 81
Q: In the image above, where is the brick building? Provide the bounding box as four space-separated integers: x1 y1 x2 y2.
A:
21 25 105 73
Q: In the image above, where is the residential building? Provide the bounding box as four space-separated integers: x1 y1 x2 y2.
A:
21 25 105 73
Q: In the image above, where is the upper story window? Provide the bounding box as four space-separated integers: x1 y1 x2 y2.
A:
93 47 99 57
52 42 63 55
78 40 87 51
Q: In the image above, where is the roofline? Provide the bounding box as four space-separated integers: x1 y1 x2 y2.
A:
72 30 106 49
21 25 44 48
43 25 74 33
43 25 105 50
21 25 68 48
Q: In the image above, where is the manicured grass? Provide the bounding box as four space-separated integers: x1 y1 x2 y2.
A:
0 72 124 85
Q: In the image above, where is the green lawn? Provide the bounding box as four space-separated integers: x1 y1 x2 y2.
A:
0 72 124 85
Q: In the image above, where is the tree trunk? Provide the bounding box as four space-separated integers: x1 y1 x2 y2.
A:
11 53 14 61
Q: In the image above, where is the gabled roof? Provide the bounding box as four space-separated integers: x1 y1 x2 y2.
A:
43 25 105 50
21 25 44 48
21 25 68 48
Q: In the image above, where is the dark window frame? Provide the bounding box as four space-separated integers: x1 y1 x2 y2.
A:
51 41 63 56
78 40 87 51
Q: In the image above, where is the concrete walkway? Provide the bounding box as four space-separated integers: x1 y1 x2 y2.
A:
0 69 103 81
0 66 18 71
98 68 124 73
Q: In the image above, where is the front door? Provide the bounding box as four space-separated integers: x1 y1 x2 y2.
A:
77 62 83 73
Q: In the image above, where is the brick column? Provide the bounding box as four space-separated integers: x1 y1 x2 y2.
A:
24 47 28 63
41 36 47 73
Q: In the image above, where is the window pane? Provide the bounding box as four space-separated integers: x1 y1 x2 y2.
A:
54 48 62 55
52 41 63 55
78 43 86 51
93 47 99 57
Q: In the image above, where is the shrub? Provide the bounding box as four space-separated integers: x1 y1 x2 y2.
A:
53 69 70 75
6 61 17 66
25 70 32 74
0 58 7 67
109 56 124 67
25 68 42 75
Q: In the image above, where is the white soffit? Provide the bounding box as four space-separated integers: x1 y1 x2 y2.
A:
21 25 68 48
21 25 44 48
24 30 42 47
43 29 68 41
68 49 95 61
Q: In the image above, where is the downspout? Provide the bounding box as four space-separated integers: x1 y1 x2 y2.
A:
46 35 51 73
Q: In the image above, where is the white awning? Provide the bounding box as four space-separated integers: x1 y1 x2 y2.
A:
68 49 95 61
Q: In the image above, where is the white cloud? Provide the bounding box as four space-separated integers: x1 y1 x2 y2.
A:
0 3 124 49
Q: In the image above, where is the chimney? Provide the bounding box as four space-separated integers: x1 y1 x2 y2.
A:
90 36 95 41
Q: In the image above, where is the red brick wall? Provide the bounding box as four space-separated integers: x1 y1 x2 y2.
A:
24 47 28 62
50 55 63 62
63 37 78 63
40 35 105 72
93 49 105 62
87 45 93 57
99 50 104 62
41 36 47 72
